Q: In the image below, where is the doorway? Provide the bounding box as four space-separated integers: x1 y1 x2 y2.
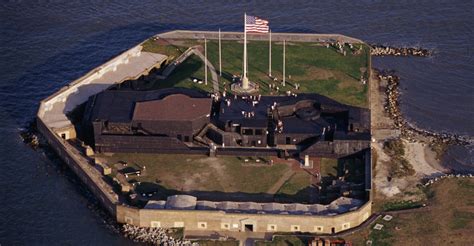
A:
244 224 254 232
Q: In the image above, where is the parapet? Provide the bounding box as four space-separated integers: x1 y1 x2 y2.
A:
147 195 364 216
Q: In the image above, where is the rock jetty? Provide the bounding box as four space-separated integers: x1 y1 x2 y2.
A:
377 69 470 147
371 44 432 57
423 173 473 187
19 121 41 149
122 224 193 245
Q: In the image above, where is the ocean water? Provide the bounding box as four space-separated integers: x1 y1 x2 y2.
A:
0 1 472 244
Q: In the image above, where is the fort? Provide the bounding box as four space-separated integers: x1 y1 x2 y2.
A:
36 30 373 242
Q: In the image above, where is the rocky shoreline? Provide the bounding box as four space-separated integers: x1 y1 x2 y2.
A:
370 44 432 57
19 121 41 149
376 69 471 161
122 224 193 245
422 173 473 187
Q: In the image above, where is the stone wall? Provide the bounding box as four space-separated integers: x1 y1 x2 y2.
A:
116 202 371 234
36 117 118 214
333 140 370 155
157 30 365 44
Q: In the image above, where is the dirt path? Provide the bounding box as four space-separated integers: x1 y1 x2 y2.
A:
266 167 296 194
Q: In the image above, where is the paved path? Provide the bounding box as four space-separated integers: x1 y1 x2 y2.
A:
162 45 219 93
161 47 195 77
191 47 219 93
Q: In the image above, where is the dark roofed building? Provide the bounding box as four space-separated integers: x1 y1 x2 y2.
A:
83 88 369 158
210 93 370 152
83 88 212 153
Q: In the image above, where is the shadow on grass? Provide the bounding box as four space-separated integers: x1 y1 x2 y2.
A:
134 182 317 203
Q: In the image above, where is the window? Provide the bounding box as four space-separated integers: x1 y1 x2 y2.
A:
177 134 182 141
314 226 323 232
198 222 207 229
61 133 66 139
342 222 350 230
184 136 190 142
286 137 291 144
267 224 277 231
291 225 300 232
221 223 230 230
255 129 263 135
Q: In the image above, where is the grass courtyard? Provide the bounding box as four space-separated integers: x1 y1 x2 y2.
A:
100 153 314 202
140 38 369 108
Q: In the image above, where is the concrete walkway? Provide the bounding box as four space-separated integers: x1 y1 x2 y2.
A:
191 47 219 93
161 45 219 93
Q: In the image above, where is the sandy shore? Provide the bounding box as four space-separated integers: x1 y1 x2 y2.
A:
370 70 446 199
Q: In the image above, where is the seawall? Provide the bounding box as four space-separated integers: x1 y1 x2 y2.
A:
157 30 365 44
116 202 371 234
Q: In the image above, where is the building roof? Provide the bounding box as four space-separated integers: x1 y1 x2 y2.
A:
133 94 212 121
86 88 210 123
217 93 353 133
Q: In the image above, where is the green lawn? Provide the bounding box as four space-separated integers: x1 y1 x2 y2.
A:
139 54 213 92
256 235 310 246
345 178 474 246
195 240 239 246
275 171 312 203
101 153 291 195
205 40 369 107
141 38 183 59
140 39 369 107
320 158 339 177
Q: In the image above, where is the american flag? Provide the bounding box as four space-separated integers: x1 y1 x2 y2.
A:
245 15 269 33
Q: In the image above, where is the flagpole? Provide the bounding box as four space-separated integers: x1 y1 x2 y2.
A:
242 13 249 89
219 28 222 76
269 29 272 77
283 39 286 87
205 38 208 85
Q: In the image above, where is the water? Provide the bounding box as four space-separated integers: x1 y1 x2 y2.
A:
0 1 472 244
